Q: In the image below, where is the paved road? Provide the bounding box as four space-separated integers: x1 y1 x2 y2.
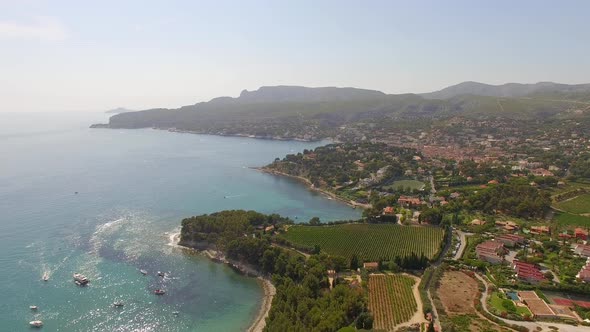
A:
473 273 588 332
452 230 472 261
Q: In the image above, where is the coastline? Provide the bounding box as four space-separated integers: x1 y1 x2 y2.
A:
255 167 371 209
170 230 275 332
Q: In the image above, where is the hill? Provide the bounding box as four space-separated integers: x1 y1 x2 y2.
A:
91 83 590 141
421 81 590 99
105 107 135 114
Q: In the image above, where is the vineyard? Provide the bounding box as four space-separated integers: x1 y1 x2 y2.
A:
281 224 445 261
368 274 417 330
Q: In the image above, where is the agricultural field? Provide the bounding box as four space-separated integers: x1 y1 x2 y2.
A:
555 193 590 214
437 271 479 315
368 274 417 330
384 179 425 191
281 224 445 261
554 211 590 227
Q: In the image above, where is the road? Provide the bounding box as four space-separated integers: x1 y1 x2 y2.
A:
473 273 588 332
452 230 472 261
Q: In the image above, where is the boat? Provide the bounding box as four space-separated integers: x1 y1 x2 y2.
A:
154 289 166 295
113 302 124 307
73 273 89 286
140 269 148 275
29 320 43 328
29 305 38 310
172 311 180 315
157 271 165 277
42 272 49 281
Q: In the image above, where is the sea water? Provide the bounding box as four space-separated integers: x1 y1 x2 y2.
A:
0 112 360 331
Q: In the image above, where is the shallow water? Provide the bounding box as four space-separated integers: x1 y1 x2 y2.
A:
0 112 360 331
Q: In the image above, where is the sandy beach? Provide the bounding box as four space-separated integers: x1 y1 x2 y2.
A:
247 278 276 332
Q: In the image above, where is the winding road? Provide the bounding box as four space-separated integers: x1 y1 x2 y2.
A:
473 273 588 332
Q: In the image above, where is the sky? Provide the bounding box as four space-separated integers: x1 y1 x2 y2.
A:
1 0 590 112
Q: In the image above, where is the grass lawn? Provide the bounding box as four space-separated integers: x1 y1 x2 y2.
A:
554 211 590 227
555 193 590 214
385 179 425 191
489 292 531 317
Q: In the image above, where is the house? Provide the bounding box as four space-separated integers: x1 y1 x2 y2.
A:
264 225 275 233
471 219 486 226
512 260 546 284
574 244 590 258
449 192 461 199
397 195 423 208
531 168 554 177
559 232 573 240
363 262 379 271
495 220 519 231
496 234 525 247
575 228 588 241
382 206 395 215
488 180 499 185
530 225 550 235
476 241 505 264
576 260 590 282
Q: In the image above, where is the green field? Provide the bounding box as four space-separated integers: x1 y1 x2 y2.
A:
555 194 590 214
385 180 425 191
554 211 590 227
282 224 445 261
489 292 531 317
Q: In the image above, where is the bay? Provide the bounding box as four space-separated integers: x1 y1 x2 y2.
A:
0 112 360 331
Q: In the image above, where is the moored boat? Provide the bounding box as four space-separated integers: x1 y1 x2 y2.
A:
140 269 148 275
154 289 166 295
157 271 165 277
42 272 49 281
73 273 89 286
29 305 38 310
29 320 43 327
113 302 124 307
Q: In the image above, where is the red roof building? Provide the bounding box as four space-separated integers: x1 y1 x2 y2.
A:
575 228 588 240
512 260 546 284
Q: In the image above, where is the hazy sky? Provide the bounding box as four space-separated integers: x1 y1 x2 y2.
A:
2 0 590 112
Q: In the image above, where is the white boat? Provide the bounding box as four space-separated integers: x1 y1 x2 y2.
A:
157 271 165 277
140 269 148 275
73 273 89 286
154 289 166 295
42 272 49 281
29 320 43 327
29 305 38 310
113 302 124 307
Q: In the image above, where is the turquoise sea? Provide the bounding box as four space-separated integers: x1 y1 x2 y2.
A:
0 112 361 331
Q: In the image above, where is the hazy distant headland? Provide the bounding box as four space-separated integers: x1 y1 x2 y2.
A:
105 107 136 114
90 82 590 141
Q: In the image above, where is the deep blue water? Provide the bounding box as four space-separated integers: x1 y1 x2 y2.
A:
0 112 360 331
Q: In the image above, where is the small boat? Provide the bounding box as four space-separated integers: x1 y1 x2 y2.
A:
154 289 166 295
172 311 180 315
140 269 148 275
157 271 165 277
73 273 89 286
29 320 43 327
113 302 124 307
42 272 49 281
29 305 38 310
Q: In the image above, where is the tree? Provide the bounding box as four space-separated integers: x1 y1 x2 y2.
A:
309 216 321 225
427 321 436 332
350 254 359 270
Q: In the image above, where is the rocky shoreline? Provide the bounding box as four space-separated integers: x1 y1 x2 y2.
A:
173 233 275 332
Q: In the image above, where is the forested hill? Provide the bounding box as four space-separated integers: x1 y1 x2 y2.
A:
91 83 590 141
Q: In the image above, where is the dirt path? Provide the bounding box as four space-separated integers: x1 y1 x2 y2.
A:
392 273 428 330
